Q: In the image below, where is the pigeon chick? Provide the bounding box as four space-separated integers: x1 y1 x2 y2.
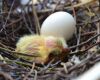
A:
15 35 68 64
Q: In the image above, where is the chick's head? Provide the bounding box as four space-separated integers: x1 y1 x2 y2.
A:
15 35 67 64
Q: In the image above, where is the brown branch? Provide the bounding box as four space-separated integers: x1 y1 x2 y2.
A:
69 33 100 49
31 0 40 34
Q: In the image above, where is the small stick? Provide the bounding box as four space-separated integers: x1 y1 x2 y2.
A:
23 62 35 80
31 0 40 34
69 33 100 49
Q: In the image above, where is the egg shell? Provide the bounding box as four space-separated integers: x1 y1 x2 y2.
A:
41 11 76 40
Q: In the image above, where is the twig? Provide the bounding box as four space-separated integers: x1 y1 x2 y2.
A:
23 62 35 80
77 17 100 26
6 18 22 27
76 27 81 51
69 33 100 49
5 58 32 67
0 0 16 33
52 0 61 12
61 62 68 73
21 7 34 34
81 31 96 37
0 42 14 50
0 72 14 80
34 70 38 80
69 0 76 19
31 0 40 34
68 53 95 73
70 41 100 54
89 5 100 43
39 59 55 73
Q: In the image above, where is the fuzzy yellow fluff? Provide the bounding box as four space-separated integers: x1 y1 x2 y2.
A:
15 35 67 63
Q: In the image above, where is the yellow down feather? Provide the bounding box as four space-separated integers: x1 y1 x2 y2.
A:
15 35 66 63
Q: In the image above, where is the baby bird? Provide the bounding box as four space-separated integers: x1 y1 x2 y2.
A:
15 35 68 64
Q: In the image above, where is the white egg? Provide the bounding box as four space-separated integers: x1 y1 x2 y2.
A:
41 11 76 41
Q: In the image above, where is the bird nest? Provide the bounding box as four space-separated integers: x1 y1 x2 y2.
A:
0 0 100 80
